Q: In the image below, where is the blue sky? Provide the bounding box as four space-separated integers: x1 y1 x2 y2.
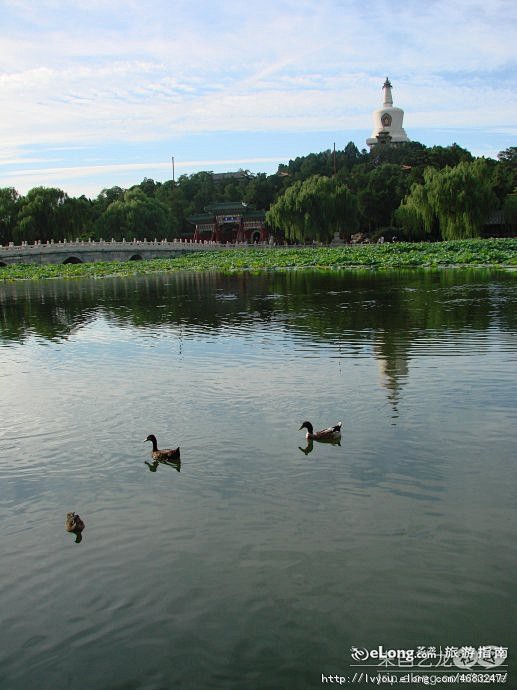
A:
0 0 515 198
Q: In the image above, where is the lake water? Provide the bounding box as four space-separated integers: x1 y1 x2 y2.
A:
0 269 515 690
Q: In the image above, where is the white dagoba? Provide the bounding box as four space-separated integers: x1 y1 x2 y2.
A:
366 78 410 148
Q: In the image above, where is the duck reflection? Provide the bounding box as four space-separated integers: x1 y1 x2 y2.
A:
299 439 314 455
298 437 341 455
145 458 181 473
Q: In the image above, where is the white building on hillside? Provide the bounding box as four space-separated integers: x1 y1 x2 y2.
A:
366 78 410 148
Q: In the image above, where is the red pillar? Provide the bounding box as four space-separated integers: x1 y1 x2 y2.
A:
237 219 244 243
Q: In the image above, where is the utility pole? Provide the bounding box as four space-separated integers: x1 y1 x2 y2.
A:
171 156 175 184
333 143 336 176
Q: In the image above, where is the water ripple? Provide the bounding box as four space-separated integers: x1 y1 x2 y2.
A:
1 270 516 689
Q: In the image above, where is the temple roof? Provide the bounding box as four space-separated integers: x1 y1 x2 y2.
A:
188 214 213 223
187 202 265 226
204 201 248 212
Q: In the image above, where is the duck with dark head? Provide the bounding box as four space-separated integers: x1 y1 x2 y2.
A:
299 421 342 442
145 434 180 461
65 512 85 543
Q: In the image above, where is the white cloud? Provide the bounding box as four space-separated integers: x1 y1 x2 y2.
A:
0 157 290 197
0 0 515 195
2 157 285 179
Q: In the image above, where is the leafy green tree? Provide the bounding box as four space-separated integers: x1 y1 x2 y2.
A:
138 177 160 198
395 183 438 240
266 175 358 242
124 188 168 239
278 151 336 182
503 193 517 233
341 141 363 169
243 173 281 209
177 172 216 215
6 138 512 244
368 141 428 169
0 187 20 245
426 160 496 239
396 160 496 240
221 180 245 203
95 186 125 213
425 143 473 169
96 188 169 240
15 187 71 243
62 195 96 239
497 146 517 164
490 147 517 203
96 199 128 239
155 180 187 236
357 163 414 232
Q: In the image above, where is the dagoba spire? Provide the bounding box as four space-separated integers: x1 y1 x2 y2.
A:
382 77 393 107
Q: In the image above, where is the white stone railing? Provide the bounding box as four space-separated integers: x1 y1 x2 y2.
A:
2 238 219 249
0 238 283 253
0 239 296 266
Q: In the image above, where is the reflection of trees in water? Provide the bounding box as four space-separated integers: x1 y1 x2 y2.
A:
2 268 514 417
0 272 273 342
1 271 514 407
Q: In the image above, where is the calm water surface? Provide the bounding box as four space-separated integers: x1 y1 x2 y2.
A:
0 269 516 690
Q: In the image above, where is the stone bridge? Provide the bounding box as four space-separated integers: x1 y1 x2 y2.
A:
0 238 232 266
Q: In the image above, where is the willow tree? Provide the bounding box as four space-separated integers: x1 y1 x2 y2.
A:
15 187 70 243
0 187 19 245
395 180 437 240
266 175 358 243
96 188 169 240
396 160 496 240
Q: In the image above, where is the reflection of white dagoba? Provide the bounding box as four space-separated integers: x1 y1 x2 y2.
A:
366 78 410 148
374 341 409 414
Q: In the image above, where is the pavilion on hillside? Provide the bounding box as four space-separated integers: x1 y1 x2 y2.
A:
187 202 269 243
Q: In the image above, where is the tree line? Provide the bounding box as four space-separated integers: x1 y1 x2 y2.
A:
1 142 515 246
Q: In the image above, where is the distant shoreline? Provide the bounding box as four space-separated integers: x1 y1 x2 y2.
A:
1 239 515 281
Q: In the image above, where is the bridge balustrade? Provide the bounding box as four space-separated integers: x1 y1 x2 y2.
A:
1 238 293 267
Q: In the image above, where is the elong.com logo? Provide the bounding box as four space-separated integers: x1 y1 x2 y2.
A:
350 645 507 669
351 646 415 664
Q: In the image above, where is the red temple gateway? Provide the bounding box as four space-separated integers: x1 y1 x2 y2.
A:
188 202 269 243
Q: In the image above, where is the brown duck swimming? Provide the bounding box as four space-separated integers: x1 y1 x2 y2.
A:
65 512 85 533
145 434 180 461
299 421 342 441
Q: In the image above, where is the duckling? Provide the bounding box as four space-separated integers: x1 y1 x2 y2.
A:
145 434 180 461
65 512 85 533
299 421 342 441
